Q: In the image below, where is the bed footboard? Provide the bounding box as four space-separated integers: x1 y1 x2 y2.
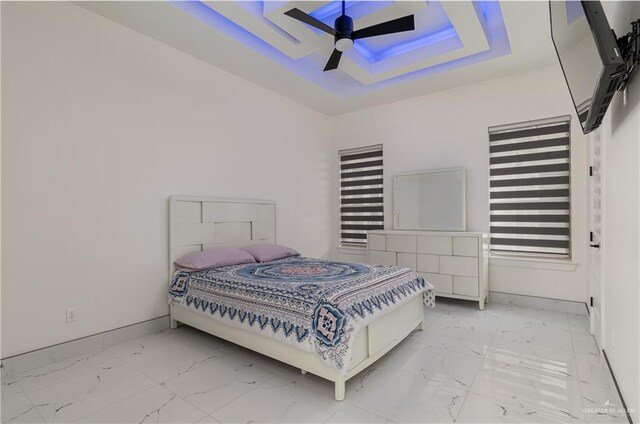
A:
170 294 424 401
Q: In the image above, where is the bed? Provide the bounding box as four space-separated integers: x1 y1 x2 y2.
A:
168 196 435 401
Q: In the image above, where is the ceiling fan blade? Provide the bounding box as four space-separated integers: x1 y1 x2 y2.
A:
352 15 415 40
284 8 336 36
324 49 343 71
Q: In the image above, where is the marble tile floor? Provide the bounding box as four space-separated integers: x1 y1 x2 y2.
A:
1 299 628 424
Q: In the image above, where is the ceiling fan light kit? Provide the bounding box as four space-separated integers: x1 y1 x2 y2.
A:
285 0 416 72
335 38 354 52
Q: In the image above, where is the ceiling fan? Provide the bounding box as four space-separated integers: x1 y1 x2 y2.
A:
284 1 416 71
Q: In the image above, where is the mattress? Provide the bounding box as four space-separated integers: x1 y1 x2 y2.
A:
168 256 435 372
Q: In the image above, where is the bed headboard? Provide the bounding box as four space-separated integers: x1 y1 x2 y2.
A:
169 196 276 275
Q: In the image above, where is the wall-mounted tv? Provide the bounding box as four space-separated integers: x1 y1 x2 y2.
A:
550 1 625 134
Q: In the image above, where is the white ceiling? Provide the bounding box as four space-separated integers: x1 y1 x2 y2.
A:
78 1 558 116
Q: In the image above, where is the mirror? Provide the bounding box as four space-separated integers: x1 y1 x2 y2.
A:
393 168 466 231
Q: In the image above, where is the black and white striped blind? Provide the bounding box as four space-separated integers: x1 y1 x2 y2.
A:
339 144 384 246
489 116 571 258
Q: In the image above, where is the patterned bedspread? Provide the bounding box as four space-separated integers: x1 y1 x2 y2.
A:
168 257 435 373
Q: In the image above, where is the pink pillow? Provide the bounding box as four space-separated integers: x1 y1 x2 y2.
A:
241 244 300 263
174 248 255 271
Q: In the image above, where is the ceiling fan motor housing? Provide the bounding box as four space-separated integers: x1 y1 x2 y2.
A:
334 15 354 52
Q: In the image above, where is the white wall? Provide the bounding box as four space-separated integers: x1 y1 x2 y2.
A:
4 0 628 370
1 2 332 358
331 65 589 302
599 1 640 420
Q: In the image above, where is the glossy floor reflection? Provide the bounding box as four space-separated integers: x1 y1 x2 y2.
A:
1 298 627 423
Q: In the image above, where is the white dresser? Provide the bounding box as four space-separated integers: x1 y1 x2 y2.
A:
367 230 489 309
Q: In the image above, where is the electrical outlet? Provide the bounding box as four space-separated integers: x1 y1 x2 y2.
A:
66 307 78 323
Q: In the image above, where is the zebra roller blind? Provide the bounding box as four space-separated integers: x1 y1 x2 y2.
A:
339 144 384 246
489 116 571 258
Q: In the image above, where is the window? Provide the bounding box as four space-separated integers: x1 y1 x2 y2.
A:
339 144 384 247
489 116 571 258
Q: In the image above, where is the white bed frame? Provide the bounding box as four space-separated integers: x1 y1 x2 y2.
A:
168 196 424 401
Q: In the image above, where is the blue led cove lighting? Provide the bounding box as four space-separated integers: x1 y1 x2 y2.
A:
171 1 511 96
308 1 459 64
309 1 363 21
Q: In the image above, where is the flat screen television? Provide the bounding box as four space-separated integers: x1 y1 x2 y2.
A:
550 1 625 134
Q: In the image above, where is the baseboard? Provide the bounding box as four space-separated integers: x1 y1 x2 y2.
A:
1 315 170 378
489 291 588 315
603 349 634 424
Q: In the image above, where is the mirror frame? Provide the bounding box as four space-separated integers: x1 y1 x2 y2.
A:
392 168 467 231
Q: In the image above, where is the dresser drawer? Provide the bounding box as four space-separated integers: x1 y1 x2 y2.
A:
369 250 396 266
368 234 386 251
387 235 417 253
453 237 479 257
417 236 452 255
453 276 479 297
440 256 478 277
397 253 417 269
420 272 453 294
416 254 439 273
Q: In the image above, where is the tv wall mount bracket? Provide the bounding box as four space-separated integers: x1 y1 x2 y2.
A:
615 18 640 91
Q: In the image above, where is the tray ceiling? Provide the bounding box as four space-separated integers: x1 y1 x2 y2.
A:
78 1 558 115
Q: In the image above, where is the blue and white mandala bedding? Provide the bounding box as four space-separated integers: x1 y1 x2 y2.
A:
168 256 434 373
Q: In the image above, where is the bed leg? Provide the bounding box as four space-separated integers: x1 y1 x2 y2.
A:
170 317 178 329
416 319 425 331
334 375 345 401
